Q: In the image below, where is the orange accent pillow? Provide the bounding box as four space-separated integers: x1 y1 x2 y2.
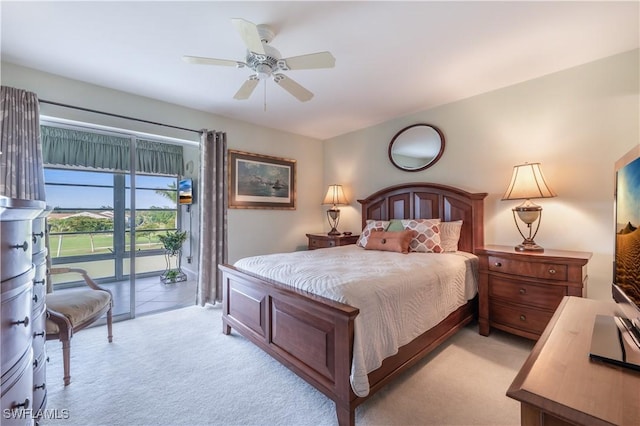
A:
364 230 413 254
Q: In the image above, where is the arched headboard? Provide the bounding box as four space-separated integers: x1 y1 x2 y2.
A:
358 182 487 254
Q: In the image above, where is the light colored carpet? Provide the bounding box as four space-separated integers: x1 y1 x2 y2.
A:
42 305 534 426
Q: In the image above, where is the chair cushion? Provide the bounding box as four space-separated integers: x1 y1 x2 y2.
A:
46 289 111 334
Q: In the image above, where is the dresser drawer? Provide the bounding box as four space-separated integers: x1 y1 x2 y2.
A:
489 300 554 336
488 256 568 281
1 273 34 375
31 214 49 256
489 276 566 310
31 252 48 312
0 359 33 426
309 238 336 249
0 220 33 282
31 306 46 360
32 352 47 412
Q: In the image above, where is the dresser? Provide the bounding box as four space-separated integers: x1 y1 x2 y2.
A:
1 197 46 425
306 233 359 250
477 245 591 340
30 207 51 418
508 296 640 425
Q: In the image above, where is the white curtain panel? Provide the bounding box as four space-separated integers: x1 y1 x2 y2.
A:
0 86 46 200
197 130 227 305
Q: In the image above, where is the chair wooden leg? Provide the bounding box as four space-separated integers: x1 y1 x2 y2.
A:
62 338 71 386
106 307 113 343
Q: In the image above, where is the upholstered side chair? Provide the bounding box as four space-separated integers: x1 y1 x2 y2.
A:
46 267 113 385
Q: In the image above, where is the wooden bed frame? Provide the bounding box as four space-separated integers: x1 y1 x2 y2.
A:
219 183 487 425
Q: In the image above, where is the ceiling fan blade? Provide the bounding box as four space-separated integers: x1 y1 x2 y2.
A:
273 74 313 102
182 55 245 68
233 76 260 100
231 18 265 55
279 52 336 70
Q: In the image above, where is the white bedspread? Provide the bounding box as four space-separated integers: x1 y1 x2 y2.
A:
233 245 478 397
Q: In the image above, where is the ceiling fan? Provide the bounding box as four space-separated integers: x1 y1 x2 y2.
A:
183 18 335 102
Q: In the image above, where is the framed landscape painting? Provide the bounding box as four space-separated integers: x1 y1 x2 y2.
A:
228 150 296 209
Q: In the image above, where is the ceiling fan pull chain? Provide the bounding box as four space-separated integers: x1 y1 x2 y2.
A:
264 79 267 112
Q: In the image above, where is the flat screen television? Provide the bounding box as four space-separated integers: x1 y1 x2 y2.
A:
589 145 640 371
179 178 193 205
613 146 640 315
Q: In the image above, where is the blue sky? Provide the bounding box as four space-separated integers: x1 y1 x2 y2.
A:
617 156 640 229
45 169 177 210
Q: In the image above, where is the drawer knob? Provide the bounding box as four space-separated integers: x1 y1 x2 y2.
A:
34 383 46 391
13 398 30 409
520 315 527 321
32 231 44 244
33 294 38 303
519 288 527 295
494 262 502 267
12 316 29 327
10 241 29 252
33 331 45 338
33 358 39 368
548 268 557 274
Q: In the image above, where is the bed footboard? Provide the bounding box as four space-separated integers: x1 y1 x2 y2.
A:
219 263 360 425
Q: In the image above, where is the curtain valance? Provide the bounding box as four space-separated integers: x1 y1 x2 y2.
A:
136 139 184 175
41 125 183 175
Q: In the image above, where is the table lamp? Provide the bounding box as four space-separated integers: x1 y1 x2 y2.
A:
502 162 557 252
322 184 348 236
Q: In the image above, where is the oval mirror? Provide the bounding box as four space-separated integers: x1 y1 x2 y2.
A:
388 124 445 172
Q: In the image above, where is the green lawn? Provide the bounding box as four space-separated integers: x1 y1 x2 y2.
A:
49 234 163 258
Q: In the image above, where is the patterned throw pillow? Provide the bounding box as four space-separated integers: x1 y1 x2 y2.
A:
401 219 443 253
356 220 390 248
440 220 463 252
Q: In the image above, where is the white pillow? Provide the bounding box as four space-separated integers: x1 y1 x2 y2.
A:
440 220 463 252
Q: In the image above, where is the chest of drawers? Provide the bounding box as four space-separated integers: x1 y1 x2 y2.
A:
477 245 591 340
1 197 46 425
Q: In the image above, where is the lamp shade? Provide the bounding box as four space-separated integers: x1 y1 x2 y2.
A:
322 184 348 206
502 163 557 201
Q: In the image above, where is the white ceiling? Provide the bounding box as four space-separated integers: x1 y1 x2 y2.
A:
1 1 638 140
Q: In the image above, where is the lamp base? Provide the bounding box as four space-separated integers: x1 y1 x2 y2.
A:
515 239 544 252
327 228 341 236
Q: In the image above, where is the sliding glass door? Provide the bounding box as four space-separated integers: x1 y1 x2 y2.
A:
43 128 185 320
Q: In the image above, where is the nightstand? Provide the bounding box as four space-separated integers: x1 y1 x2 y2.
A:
306 233 359 250
477 245 591 340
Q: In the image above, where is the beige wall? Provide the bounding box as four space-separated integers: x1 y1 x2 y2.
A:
323 49 640 301
1 62 325 269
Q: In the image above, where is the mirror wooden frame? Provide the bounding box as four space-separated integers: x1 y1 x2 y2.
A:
388 124 445 172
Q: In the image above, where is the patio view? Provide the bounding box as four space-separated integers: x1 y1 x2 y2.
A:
45 167 196 317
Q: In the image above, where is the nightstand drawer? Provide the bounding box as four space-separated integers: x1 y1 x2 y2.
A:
306 233 359 250
488 256 568 281
309 238 336 249
489 300 554 336
489 277 566 310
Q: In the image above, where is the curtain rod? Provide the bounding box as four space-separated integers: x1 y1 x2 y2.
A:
39 99 203 134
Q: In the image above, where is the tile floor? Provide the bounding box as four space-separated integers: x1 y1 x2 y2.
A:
99 275 197 317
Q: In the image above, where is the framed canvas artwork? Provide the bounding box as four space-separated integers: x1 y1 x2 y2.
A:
228 150 296 209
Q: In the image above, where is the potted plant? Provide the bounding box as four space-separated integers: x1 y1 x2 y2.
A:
159 230 188 284
158 230 187 255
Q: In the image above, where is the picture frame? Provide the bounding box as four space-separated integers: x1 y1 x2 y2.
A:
228 149 296 209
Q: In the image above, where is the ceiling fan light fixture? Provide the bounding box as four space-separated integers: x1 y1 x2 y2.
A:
255 64 272 79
